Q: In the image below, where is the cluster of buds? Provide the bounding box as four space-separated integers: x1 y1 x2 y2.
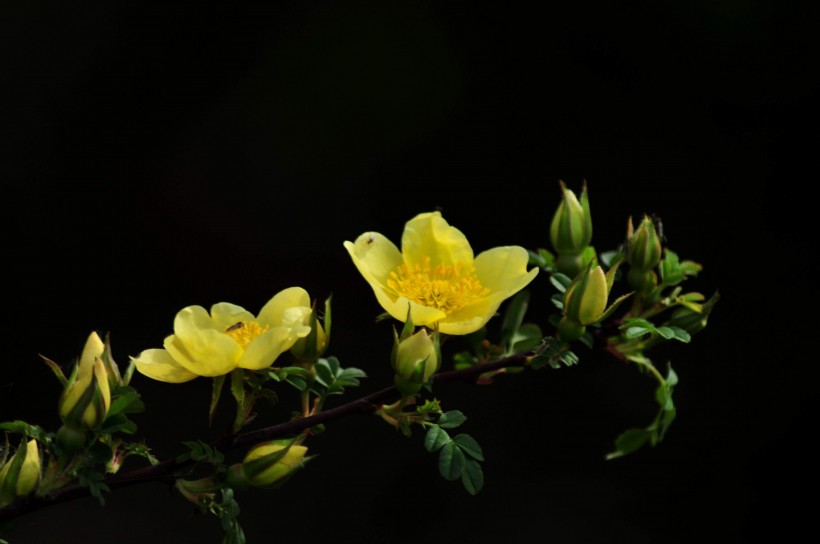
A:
226 438 309 491
390 309 440 397
55 332 121 453
625 215 663 293
0 438 41 505
550 180 593 278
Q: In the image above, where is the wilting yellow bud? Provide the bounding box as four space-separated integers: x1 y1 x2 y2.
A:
550 181 593 277
59 332 112 431
392 328 440 396
0 439 41 504
228 440 308 490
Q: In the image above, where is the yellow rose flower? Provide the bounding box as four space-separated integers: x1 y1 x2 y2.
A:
344 211 538 335
131 287 314 382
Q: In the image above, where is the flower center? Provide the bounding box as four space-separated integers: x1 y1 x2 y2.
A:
387 257 489 315
224 321 269 349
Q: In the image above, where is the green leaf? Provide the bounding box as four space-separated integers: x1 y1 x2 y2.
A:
107 388 143 418
509 323 543 353
500 290 530 354
624 326 650 339
550 273 572 293
424 425 451 452
655 326 676 339
438 441 466 481
77 466 111 506
453 434 484 461
605 428 653 460
438 410 467 429
99 413 137 435
461 458 484 495
599 249 624 268
315 359 334 387
528 248 555 269
278 366 314 381
551 293 564 310
669 327 692 343
286 377 308 392
210 374 226 427
88 442 114 465
219 488 247 544
452 351 477 370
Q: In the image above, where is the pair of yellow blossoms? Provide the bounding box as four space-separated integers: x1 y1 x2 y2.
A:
133 212 539 383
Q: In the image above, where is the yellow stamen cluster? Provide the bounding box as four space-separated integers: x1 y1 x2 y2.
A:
387 257 489 315
224 322 269 349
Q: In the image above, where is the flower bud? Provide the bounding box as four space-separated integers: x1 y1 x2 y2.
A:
550 181 592 277
58 332 112 432
0 439 41 504
563 264 608 326
626 215 662 272
392 328 440 396
557 263 609 343
232 439 308 490
289 299 329 363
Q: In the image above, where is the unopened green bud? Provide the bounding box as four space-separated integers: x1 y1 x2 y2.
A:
0 439 41 504
237 439 308 490
627 215 662 271
550 181 592 276
58 332 112 431
392 328 439 395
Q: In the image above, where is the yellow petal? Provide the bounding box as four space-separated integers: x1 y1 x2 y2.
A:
131 348 198 383
238 327 300 370
165 332 239 377
439 290 509 335
401 212 474 267
257 287 312 328
93 357 111 412
80 332 106 369
210 303 255 330
578 266 608 325
372 289 447 327
17 440 40 496
343 233 403 289
474 246 539 294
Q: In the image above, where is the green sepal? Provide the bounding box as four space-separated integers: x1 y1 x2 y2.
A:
38 354 67 386
595 291 634 324
209 374 226 427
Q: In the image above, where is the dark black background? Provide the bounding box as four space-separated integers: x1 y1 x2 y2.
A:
2 1 816 543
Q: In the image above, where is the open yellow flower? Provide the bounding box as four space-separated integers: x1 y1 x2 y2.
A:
131 287 314 382
344 211 538 335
